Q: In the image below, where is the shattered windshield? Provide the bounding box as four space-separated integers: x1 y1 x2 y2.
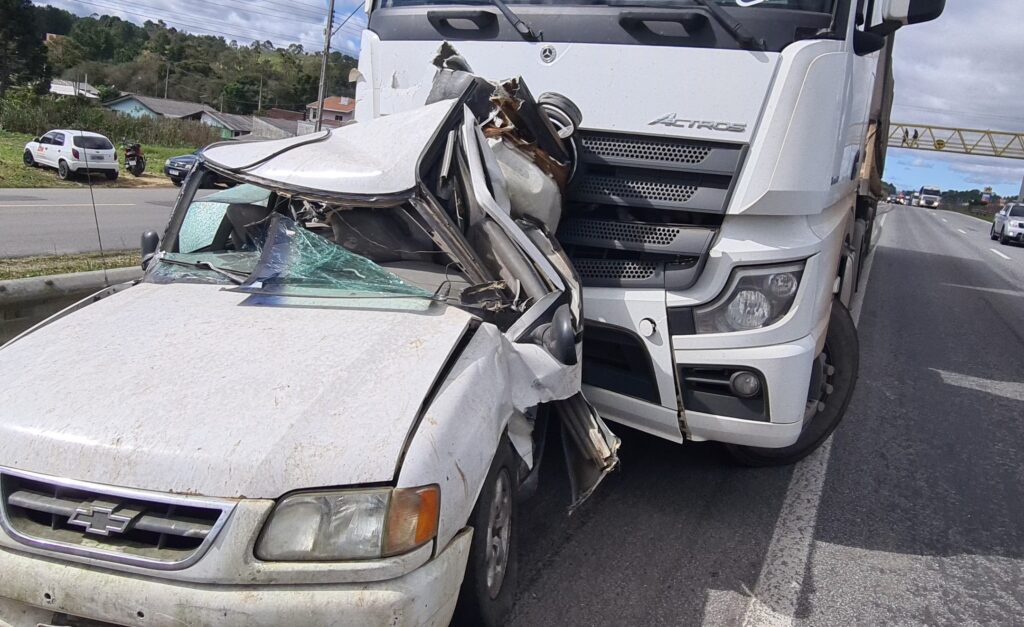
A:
150 173 469 300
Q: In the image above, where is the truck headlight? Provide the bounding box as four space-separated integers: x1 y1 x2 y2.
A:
1013 221 1024 229
695 262 805 333
256 485 439 561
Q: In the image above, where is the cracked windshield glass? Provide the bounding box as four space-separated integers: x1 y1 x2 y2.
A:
150 179 446 299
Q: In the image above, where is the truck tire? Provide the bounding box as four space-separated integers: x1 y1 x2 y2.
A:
452 435 519 627
990 225 998 241
726 300 859 467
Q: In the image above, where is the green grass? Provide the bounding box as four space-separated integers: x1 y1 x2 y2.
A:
0 250 140 280
0 131 196 189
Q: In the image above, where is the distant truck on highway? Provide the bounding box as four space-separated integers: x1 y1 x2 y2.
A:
918 186 942 208
355 0 945 468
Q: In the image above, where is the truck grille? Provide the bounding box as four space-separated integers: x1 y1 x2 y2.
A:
560 130 744 290
0 468 233 570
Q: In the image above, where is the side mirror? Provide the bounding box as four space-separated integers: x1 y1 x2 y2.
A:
141 231 160 269
540 304 578 366
873 0 945 34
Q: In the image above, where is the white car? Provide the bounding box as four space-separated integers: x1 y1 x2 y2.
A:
0 79 619 626
23 130 119 181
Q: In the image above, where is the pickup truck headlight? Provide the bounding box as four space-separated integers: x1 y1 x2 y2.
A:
256 485 439 561
1012 221 1024 229
694 262 805 334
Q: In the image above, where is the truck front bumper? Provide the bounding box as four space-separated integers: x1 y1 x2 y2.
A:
677 330 822 448
0 530 472 627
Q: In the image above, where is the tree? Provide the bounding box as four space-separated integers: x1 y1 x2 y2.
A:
0 0 52 96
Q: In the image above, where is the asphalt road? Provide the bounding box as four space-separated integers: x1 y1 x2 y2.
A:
511 204 1024 626
0 188 180 257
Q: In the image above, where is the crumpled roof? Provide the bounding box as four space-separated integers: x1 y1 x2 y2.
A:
201 98 457 198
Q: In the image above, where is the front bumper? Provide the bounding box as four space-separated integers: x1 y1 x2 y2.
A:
163 165 189 179
1003 226 1024 242
0 530 472 627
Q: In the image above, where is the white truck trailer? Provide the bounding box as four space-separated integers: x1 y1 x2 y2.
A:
354 0 945 465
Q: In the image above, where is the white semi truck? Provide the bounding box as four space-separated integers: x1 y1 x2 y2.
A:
355 0 944 466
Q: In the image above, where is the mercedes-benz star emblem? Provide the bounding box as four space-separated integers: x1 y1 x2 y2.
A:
540 45 557 64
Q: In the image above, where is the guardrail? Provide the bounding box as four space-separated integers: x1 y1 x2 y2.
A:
0 267 142 345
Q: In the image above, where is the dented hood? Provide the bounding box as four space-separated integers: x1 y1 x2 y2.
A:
0 282 473 498
201 98 457 198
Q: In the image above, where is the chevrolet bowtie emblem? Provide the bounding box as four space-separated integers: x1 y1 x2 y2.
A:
67 500 141 536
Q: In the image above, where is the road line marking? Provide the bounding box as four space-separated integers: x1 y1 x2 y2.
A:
990 248 1012 260
0 203 135 208
957 228 967 234
879 214 887 229
931 369 1024 402
740 205 880 627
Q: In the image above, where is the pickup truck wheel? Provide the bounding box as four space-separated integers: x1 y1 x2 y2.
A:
990 225 998 241
452 436 518 627
1000 227 1009 245
726 300 859 467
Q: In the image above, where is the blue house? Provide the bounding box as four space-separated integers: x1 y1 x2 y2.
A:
104 95 214 120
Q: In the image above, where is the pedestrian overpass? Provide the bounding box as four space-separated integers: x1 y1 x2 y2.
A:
889 123 1024 160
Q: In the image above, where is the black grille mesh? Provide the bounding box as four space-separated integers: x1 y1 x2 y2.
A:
561 219 681 247
573 258 658 281
578 175 697 204
581 134 712 165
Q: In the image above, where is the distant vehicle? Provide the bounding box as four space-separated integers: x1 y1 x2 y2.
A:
22 130 118 181
164 152 198 186
918 186 941 209
164 152 228 188
991 203 1024 245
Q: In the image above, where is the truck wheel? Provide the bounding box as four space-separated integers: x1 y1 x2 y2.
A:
726 300 859 467
452 436 519 627
1000 228 1009 245
23 150 36 167
990 225 998 241
57 160 71 180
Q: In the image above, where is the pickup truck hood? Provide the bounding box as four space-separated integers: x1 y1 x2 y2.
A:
0 282 473 498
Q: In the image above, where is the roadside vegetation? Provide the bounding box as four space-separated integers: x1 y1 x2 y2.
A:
0 130 192 188
0 250 139 281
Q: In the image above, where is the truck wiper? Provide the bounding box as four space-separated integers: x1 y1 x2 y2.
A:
489 0 542 41
157 255 248 285
689 0 766 51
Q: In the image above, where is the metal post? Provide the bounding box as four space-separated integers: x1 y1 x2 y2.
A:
164 63 170 99
315 0 336 132
258 75 263 113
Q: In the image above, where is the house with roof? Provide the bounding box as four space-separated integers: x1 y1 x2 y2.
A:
265 108 305 121
200 111 254 139
305 96 355 124
103 95 215 120
49 79 99 100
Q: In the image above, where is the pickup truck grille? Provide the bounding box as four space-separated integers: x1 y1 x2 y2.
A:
560 130 745 290
0 468 233 570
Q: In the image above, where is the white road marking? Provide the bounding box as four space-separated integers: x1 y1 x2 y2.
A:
879 214 888 229
932 369 1024 403
944 283 1023 298
957 228 967 234
0 203 135 208
739 205 880 627
990 248 1012 260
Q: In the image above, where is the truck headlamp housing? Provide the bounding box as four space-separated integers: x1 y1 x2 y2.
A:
256 485 439 561
694 262 805 334
1012 221 1024 229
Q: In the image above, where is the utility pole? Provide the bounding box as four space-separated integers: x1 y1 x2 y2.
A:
258 75 263 113
315 0 336 132
220 92 224 113
164 62 170 99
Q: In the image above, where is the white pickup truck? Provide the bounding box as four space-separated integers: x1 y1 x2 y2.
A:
0 81 618 626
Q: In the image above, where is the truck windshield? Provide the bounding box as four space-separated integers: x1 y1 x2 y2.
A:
382 0 836 11
921 188 941 196
150 177 463 301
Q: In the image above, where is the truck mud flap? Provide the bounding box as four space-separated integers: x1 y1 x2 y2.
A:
555 392 621 511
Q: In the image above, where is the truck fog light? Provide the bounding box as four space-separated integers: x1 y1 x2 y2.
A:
725 290 771 330
730 371 762 398
768 272 798 298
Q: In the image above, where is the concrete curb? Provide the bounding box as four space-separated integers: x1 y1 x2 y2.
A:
1 267 143 344
0 267 142 305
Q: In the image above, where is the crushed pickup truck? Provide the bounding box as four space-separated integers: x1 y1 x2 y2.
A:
0 66 619 627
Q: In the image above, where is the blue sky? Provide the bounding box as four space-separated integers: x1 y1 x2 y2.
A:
36 0 1024 197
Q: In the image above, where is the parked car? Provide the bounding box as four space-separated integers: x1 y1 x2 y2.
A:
991 203 1024 245
163 152 198 186
164 152 227 188
0 77 619 627
23 130 118 180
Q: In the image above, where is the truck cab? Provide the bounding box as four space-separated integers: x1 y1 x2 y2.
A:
354 0 944 464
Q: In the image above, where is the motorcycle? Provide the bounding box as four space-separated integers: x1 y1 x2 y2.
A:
122 140 146 177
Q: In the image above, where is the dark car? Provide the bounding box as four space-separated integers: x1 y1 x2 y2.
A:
164 153 228 187
164 153 198 186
